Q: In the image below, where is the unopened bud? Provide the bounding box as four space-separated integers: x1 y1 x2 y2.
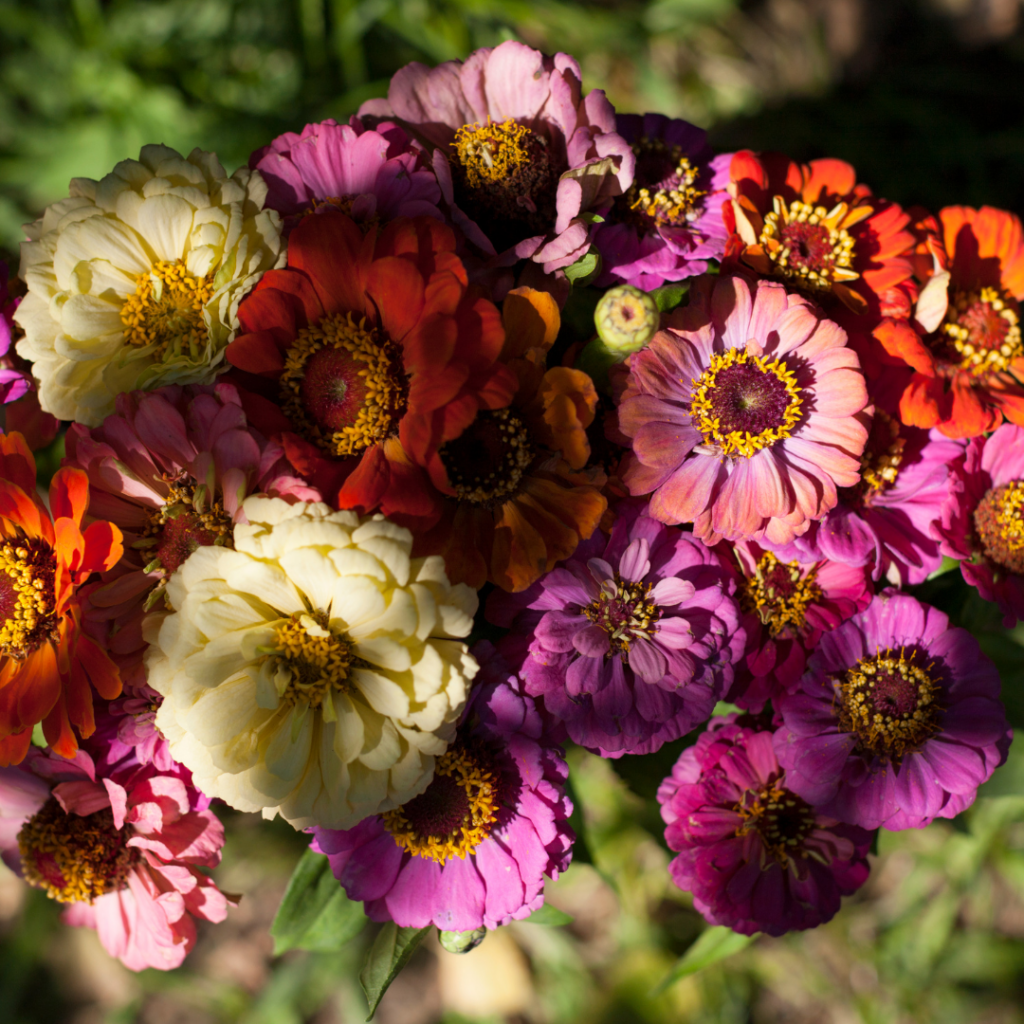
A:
438 926 487 954
594 285 660 353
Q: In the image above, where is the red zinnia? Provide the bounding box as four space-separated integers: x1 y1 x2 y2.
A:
0 433 122 764
226 211 516 526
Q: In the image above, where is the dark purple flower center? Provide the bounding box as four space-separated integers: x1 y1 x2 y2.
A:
583 575 660 654
735 779 817 866
836 648 942 761
613 137 707 231
450 119 561 252
974 479 1024 574
690 349 803 457
145 481 233 576
0 532 57 659
738 551 821 637
842 409 905 507
938 286 1023 376
18 797 137 904
439 408 535 507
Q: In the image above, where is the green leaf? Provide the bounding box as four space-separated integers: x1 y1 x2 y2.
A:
270 848 366 955
564 250 601 285
360 922 430 1019
652 927 755 994
31 723 46 747
927 554 961 580
524 903 575 926
650 282 689 312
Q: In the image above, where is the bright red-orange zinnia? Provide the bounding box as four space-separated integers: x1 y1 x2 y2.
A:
0 432 122 765
874 206 1024 438
416 288 608 592
725 152 916 322
226 211 516 528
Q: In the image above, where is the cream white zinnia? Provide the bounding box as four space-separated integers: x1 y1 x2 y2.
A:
145 497 479 830
15 144 284 425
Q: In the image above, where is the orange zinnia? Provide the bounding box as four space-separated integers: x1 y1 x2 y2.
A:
0 432 122 764
874 206 1024 438
416 288 608 592
726 152 916 321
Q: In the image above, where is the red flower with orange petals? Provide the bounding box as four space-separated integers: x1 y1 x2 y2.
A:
226 211 516 527
0 433 122 765
416 288 607 592
726 152 916 321
874 206 1024 438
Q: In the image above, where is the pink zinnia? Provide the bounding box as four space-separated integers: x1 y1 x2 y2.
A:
936 422 1024 625
659 714 873 937
0 748 231 971
312 647 574 931
360 40 634 273
615 274 870 545
250 117 443 228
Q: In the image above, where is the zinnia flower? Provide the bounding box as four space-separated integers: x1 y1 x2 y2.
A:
726 152 916 320
658 713 873 937
720 539 872 711
414 287 607 592
311 645 573 931
250 117 443 228
360 40 634 272
593 115 730 290
775 591 1011 830
615 274 870 545
874 206 1024 438
487 501 745 756
0 262 31 405
226 210 515 527
14 144 284 426
146 496 479 830
0 747 231 971
0 432 123 765
935 422 1024 625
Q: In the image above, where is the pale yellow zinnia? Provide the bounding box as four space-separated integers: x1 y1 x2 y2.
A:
15 144 284 426
145 497 479 830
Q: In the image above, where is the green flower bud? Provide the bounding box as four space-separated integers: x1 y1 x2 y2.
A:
438 926 488 954
594 285 660 353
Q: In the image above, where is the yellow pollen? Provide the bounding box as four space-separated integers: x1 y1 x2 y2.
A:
145 481 233 540
270 611 354 710
630 154 706 227
0 534 58 659
940 286 1024 375
442 408 535 507
690 348 803 458
120 259 214 358
18 798 137 904
758 196 862 291
382 745 498 864
974 479 1024 574
582 576 660 654
734 781 817 868
739 552 822 637
857 410 905 499
451 118 532 188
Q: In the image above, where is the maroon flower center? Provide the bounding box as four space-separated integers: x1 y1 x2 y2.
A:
843 409 905 507
938 287 1024 376
738 551 821 638
583 575 660 654
735 779 817 866
439 408 535 507
18 797 137 904
614 137 706 230
145 482 233 577
779 222 833 273
837 648 942 761
0 533 58 659
974 480 1024 574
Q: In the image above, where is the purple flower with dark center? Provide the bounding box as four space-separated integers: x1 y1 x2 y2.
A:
487 501 745 757
775 591 1011 830
593 114 731 290
658 713 873 937
311 646 573 931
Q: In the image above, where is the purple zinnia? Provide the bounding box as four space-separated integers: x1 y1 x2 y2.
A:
775 591 1011 831
936 422 1024 625
0 262 31 404
311 647 573 931
487 501 745 757
249 117 442 228
593 114 730 290
658 714 873 937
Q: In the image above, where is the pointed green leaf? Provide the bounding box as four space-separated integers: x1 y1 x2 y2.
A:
523 903 575 926
564 250 601 285
270 848 366 955
360 922 430 1019
652 926 755 994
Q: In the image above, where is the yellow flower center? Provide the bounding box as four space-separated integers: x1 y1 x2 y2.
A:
690 348 803 458
734 780 817 867
582 575 660 654
836 648 942 762
280 312 407 459
382 744 498 864
940 286 1024 376
18 797 137 904
974 479 1024 575
854 409 905 503
120 259 214 358
139 481 234 580
629 152 706 228
272 611 354 710
452 119 533 189
439 408 535 507
758 197 861 292
739 552 822 637
0 534 58 659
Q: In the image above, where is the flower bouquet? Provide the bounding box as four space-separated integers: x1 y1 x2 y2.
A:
0 38 1019 1005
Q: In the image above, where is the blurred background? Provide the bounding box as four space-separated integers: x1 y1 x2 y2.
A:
4 1 1024 1021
